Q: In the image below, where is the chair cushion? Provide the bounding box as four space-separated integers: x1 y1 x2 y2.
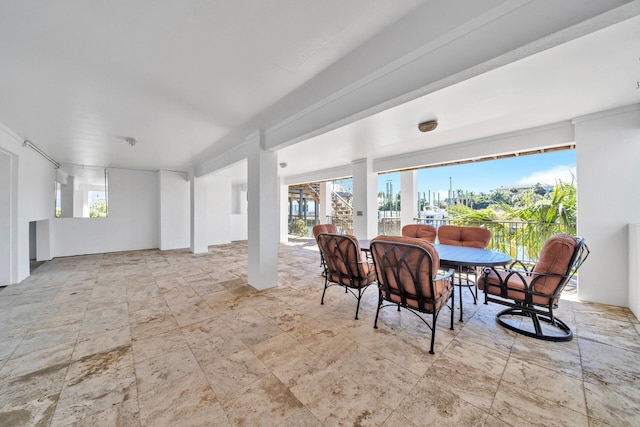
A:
460 227 491 248
371 235 450 312
436 225 461 246
322 234 374 288
438 225 491 248
532 234 578 295
312 224 337 239
478 234 578 305
478 269 554 305
401 224 437 243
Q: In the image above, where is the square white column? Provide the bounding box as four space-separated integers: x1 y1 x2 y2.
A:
190 172 208 254
159 170 190 251
401 170 418 228
247 131 279 290
319 182 332 224
574 106 640 307
351 158 378 239
60 176 74 218
279 175 288 243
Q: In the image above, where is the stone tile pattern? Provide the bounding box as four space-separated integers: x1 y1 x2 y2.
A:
0 238 638 426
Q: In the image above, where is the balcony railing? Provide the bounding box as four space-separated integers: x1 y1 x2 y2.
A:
380 217 576 263
304 216 573 263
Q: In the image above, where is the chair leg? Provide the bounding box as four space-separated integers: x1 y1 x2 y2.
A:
473 279 478 304
321 277 328 305
458 266 464 322
530 311 543 336
495 307 573 342
449 289 454 331
354 287 362 320
373 291 382 329
468 270 478 305
429 311 436 355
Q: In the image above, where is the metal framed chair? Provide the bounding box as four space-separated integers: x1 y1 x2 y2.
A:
316 233 376 320
312 224 338 275
478 234 589 341
370 235 454 354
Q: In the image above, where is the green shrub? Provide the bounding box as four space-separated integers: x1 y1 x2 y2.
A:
288 219 308 236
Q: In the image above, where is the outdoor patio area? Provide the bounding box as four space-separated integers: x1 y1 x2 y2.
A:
0 238 638 426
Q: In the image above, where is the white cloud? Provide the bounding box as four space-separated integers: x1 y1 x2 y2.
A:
518 165 576 186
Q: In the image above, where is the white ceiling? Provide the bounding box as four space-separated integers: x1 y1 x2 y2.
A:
0 0 424 171
278 13 640 177
0 1 638 183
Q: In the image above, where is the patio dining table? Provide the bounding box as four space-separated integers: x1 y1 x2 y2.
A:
359 239 512 321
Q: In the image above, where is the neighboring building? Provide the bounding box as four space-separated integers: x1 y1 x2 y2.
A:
495 184 553 195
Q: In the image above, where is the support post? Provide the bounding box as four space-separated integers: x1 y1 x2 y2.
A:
247 131 279 290
352 158 378 239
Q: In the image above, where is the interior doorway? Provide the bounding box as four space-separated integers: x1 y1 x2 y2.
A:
29 221 44 272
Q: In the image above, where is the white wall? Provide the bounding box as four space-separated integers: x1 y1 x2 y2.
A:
0 148 13 285
0 126 55 285
206 175 232 245
400 170 417 228
159 170 190 250
52 168 159 257
629 223 640 319
231 182 248 241
575 105 640 307
352 158 378 239
36 219 52 261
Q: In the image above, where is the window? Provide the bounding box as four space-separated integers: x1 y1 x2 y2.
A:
55 166 108 218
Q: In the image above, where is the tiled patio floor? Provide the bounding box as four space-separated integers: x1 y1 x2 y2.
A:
1 238 638 426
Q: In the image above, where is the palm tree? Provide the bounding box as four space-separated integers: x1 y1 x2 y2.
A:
500 179 577 258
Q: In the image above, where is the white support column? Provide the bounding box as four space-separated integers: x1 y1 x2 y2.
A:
574 105 640 307
0 149 14 286
190 172 208 254
279 175 288 243
629 223 640 319
247 131 279 290
400 170 418 229
319 182 332 224
352 158 378 239
159 170 190 251
206 175 232 245
60 176 74 218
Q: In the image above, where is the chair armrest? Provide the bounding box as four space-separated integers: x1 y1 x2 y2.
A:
357 259 374 268
507 259 533 272
435 269 455 281
481 266 568 301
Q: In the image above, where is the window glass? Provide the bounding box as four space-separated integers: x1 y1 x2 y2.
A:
55 165 108 218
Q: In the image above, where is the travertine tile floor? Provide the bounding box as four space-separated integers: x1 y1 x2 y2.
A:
1 238 639 426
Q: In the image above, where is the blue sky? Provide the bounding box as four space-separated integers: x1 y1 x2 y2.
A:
378 150 576 200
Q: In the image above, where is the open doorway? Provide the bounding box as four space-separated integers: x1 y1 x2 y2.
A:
29 221 44 273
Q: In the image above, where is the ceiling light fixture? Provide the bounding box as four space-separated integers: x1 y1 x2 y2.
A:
418 120 438 133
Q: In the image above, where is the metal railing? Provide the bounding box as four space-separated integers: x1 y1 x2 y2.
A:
380 217 576 263
379 216 401 236
303 216 574 263
326 215 353 235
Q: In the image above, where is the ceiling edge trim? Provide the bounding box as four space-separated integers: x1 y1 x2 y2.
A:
373 121 575 174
